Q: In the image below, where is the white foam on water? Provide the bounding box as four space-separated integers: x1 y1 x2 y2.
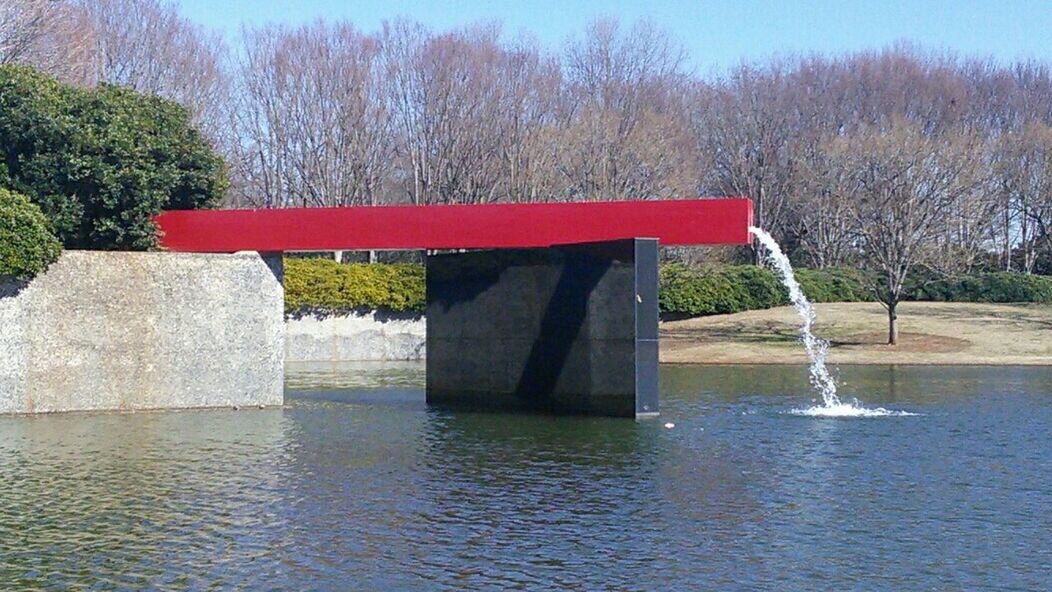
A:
749 226 914 418
786 403 919 418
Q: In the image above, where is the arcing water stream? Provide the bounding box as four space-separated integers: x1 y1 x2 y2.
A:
749 227 914 417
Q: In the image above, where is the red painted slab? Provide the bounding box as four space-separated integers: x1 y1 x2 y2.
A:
156 198 753 252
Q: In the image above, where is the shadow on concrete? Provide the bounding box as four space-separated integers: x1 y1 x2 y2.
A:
0 278 29 299
427 250 553 313
512 258 610 406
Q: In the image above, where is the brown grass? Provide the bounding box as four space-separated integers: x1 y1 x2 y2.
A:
660 302 1052 365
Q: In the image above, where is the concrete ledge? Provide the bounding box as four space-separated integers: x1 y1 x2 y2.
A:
0 251 284 414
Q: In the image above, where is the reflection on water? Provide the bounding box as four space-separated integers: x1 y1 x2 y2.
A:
285 361 425 390
0 410 296 589
1 363 1051 590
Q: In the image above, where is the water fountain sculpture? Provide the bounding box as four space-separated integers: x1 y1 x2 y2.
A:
750 226 913 417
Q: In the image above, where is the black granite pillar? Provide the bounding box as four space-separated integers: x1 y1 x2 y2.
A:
426 238 659 417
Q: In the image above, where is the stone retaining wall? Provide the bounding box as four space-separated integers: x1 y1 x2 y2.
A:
285 312 425 362
0 251 284 414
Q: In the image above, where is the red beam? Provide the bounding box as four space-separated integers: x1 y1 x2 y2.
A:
156 198 753 252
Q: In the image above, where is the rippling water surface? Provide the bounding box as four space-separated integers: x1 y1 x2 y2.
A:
1 363 1051 590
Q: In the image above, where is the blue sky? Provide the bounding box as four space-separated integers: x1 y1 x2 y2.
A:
177 0 1052 73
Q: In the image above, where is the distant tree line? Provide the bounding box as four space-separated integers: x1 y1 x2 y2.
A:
5 0 1052 340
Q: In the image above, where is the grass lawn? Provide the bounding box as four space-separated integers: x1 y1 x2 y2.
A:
660 302 1052 365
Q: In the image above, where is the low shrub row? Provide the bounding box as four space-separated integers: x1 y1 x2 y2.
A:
659 264 783 316
912 272 1052 304
658 264 871 317
794 268 873 303
283 258 1052 317
283 258 425 315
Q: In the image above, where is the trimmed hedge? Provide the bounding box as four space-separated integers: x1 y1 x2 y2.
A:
912 272 1052 304
795 268 872 303
284 258 425 315
0 188 62 280
283 258 1052 317
660 264 781 316
660 265 1052 316
658 264 871 317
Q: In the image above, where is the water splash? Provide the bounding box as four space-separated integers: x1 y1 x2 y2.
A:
749 227 840 405
786 405 918 418
749 227 914 418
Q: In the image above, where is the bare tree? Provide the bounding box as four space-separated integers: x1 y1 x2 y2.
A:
382 21 562 205
230 21 393 208
491 38 563 203
994 122 1052 271
76 0 229 136
0 0 95 84
558 18 696 201
831 120 984 344
693 62 800 262
934 170 998 276
793 147 859 268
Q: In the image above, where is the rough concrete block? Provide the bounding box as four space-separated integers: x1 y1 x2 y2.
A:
0 251 284 414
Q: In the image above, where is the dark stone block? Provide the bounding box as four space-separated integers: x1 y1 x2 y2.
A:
426 238 659 417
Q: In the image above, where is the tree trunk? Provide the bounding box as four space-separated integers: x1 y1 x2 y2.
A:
887 302 899 345
1003 201 1012 272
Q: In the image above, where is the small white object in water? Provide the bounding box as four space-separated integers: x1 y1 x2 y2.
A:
664 422 675 429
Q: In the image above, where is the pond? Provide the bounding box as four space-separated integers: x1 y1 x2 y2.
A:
1 363 1050 590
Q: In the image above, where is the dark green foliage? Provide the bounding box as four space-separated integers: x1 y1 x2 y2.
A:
284 258 425 315
659 264 790 316
912 272 1052 304
1034 247 1052 276
0 187 61 280
660 263 1051 317
795 268 873 303
732 265 788 309
0 65 227 250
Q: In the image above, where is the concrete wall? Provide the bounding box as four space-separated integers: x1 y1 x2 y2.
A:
0 251 284 414
286 312 425 362
426 239 659 417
